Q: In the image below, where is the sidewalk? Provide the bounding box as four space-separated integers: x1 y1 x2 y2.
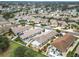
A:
11 36 18 40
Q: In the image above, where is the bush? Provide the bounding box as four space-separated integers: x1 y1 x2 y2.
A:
3 12 15 20
56 29 61 33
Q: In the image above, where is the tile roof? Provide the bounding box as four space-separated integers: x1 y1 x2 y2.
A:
20 28 43 39
11 25 31 35
32 30 58 45
52 33 76 52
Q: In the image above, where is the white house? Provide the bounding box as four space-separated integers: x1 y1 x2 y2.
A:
46 45 63 57
31 29 58 49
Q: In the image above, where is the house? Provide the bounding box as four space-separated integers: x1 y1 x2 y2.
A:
58 21 68 28
0 21 14 34
40 19 49 25
31 29 58 49
34 18 41 24
20 28 43 43
0 15 6 21
46 45 63 57
0 21 10 25
52 33 76 52
50 20 58 27
11 25 32 35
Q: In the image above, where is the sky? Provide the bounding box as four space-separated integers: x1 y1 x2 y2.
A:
0 0 79 1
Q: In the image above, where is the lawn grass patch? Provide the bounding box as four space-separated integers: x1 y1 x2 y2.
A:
0 41 21 57
0 40 46 57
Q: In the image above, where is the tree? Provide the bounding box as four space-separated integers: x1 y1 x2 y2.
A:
41 24 47 26
72 24 79 30
35 10 38 14
0 35 9 53
42 16 46 19
19 20 26 26
65 17 69 23
2 12 15 21
29 21 35 29
0 10 2 14
76 8 79 12
56 29 61 33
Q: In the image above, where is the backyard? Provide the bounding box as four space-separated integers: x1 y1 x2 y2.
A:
0 41 21 57
0 40 45 57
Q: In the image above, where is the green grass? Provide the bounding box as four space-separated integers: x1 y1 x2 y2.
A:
0 40 46 57
0 41 21 57
67 42 79 57
23 47 46 57
67 51 75 57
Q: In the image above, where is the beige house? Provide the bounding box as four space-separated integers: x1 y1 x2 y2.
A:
31 29 58 49
11 25 32 35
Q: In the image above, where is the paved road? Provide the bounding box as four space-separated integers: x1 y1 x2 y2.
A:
61 30 79 36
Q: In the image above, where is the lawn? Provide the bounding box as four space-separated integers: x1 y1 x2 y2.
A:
0 40 46 57
0 41 21 57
